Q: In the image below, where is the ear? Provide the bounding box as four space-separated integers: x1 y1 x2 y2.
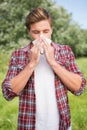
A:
28 30 32 38
50 27 53 35
28 30 30 35
27 30 32 40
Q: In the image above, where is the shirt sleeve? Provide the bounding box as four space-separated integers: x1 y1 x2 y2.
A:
2 51 18 101
67 46 86 96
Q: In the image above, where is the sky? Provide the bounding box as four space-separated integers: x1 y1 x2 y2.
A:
54 0 87 29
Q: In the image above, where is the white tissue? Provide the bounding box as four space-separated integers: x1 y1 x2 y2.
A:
45 38 52 44
32 39 38 45
32 36 52 54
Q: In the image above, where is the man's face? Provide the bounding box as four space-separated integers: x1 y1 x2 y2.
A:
29 20 53 40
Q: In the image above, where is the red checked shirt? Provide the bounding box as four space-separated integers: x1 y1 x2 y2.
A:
2 42 86 130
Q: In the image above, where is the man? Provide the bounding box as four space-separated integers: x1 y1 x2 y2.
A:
2 8 86 130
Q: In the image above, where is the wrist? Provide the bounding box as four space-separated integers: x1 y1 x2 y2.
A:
50 60 58 68
28 61 36 70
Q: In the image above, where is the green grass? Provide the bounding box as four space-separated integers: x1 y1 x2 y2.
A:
0 52 87 130
68 57 87 130
0 52 18 130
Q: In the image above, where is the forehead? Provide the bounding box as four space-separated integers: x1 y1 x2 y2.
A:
30 20 52 30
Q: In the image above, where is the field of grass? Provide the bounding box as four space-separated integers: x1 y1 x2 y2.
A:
69 57 87 130
0 51 18 130
0 52 87 130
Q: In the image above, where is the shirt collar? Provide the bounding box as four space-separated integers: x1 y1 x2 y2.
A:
22 42 60 52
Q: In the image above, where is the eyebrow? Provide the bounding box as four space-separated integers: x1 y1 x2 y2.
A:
32 29 50 32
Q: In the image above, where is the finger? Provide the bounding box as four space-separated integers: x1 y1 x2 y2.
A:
43 41 50 51
31 44 40 54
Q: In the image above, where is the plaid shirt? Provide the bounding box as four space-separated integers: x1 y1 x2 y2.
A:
2 42 86 130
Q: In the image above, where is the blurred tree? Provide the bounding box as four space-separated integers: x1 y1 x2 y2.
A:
0 0 87 56
0 0 55 48
78 29 87 57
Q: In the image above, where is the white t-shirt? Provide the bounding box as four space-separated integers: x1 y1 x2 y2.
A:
35 54 59 130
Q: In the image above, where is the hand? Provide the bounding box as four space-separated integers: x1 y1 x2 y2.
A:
42 39 56 66
30 42 41 67
32 38 44 54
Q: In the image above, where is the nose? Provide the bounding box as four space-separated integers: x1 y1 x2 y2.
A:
39 32 44 38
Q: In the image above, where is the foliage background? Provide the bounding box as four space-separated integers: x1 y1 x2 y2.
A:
0 0 87 57
0 0 87 130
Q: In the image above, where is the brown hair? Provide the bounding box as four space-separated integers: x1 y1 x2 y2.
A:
25 8 53 30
